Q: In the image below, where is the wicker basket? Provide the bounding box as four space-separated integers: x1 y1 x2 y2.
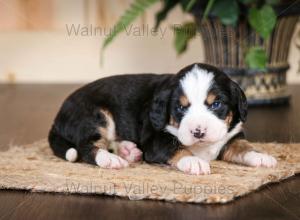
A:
192 4 299 105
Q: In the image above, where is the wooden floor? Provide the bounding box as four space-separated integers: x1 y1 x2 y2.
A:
0 84 299 220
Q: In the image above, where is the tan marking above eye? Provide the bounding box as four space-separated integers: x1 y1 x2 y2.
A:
206 93 216 105
179 95 190 107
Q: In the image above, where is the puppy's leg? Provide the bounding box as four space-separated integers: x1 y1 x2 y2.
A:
116 140 142 163
48 127 78 162
168 149 211 175
142 132 210 175
79 108 128 169
78 142 128 169
95 148 129 169
220 139 277 167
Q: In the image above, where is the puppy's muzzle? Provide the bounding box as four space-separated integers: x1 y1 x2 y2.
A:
191 127 205 139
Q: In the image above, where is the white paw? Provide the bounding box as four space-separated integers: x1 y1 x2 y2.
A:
117 141 142 163
95 149 129 169
176 156 211 175
243 151 277 168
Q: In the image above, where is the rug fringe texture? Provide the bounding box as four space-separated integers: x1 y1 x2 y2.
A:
0 140 299 204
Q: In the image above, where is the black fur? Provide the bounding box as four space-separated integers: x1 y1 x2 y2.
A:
48 63 247 165
149 89 173 131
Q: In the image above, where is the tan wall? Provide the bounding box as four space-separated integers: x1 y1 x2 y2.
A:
0 0 299 84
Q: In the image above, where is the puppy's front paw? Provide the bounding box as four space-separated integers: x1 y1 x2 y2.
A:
117 141 142 163
243 151 277 168
176 156 211 175
96 149 129 169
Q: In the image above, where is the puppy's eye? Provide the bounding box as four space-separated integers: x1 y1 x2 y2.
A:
177 105 187 112
210 101 222 110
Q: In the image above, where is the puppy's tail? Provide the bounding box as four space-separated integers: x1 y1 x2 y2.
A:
48 126 78 162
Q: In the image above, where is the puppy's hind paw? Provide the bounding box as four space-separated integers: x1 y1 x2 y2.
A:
117 141 142 163
96 149 129 169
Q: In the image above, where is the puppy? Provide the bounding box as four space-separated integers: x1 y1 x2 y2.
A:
48 63 277 175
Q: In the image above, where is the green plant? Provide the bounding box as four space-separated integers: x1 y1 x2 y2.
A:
102 0 280 70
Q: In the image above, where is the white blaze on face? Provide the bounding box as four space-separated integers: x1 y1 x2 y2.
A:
177 65 228 146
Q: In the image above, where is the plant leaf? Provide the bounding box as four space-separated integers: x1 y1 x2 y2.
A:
203 0 215 20
102 0 159 50
155 0 179 29
180 0 197 11
248 4 277 39
211 0 239 26
173 22 197 54
245 47 267 70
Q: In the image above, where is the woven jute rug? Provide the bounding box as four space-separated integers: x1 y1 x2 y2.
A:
0 140 299 204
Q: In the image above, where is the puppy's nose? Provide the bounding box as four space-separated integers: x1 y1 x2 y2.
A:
192 128 205 139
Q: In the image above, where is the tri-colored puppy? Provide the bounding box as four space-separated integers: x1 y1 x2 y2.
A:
48 63 277 175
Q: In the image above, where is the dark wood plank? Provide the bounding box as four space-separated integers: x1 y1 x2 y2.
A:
0 84 299 220
245 86 300 143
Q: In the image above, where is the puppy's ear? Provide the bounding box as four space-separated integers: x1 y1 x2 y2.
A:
230 81 248 122
149 89 172 131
